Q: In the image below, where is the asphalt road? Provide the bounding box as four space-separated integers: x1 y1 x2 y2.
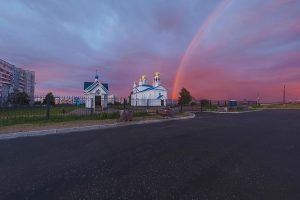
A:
1 110 300 200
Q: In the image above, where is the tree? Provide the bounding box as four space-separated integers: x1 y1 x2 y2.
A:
43 92 55 105
8 90 30 106
128 91 133 106
201 99 210 106
178 88 192 106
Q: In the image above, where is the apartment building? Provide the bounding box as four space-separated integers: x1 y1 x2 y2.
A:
0 59 35 106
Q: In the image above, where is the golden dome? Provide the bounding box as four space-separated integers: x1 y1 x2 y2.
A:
141 75 147 80
154 72 160 76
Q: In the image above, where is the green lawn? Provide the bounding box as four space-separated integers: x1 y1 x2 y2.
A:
0 105 84 118
0 111 121 127
0 106 155 127
267 104 300 109
0 105 85 126
254 103 300 109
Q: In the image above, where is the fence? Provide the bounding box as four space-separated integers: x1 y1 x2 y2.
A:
0 96 177 126
0 103 124 127
0 96 259 127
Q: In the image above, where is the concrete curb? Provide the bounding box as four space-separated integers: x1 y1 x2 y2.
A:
203 109 262 114
0 113 195 141
261 108 300 110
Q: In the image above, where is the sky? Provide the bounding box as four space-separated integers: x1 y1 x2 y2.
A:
0 0 299 102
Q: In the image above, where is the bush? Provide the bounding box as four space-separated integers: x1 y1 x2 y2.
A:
133 112 149 117
190 102 197 106
8 90 30 106
107 112 120 119
201 99 210 106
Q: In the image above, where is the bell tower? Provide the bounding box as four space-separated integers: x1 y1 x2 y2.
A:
153 72 161 87
141 75 147 85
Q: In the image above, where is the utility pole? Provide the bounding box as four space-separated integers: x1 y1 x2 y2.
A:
283 85 286 105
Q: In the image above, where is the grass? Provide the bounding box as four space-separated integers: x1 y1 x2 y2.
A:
201 105 218 111
250 103 300 109
0 119 119 134
0 111 194 134
266 103 300 109
0 104 191 127
1 112 193 134
133 111 150 117
0 111 120 127
0 110 155 127
0 105 84 118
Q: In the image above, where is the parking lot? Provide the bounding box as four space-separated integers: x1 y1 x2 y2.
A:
1 110 300 199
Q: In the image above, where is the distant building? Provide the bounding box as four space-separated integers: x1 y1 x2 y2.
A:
0 59 13 106
108 94 116 104
84 71 109 109
0 59 35 106
24 70 35 102
131 72 167 107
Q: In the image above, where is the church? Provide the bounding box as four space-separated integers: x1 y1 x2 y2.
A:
131 72 168 107
84 71 109 110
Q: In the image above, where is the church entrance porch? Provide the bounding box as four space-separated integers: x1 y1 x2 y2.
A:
84 71 109 110
95 96 102 110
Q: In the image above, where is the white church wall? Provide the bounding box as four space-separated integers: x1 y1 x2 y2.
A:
83 72 110 109
130 90 167 107
85 95 93 108
130 72 168 107
84 94 109 109
103 94 108 108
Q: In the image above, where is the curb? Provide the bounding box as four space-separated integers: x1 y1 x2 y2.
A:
0 113 195 141
203 109 262 114
261 108 300 110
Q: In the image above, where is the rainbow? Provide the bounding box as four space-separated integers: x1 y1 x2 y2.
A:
172 0 232 99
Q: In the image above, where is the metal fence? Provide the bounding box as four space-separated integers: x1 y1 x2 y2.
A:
0 96 259 127
0 96 177 126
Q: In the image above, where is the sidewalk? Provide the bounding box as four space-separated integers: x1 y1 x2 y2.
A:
0 113 195 140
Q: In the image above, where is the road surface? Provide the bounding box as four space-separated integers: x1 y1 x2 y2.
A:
1 110 300 199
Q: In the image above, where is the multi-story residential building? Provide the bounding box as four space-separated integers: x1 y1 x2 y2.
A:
0 59 35 106
0 59 13 106
24 70 35 102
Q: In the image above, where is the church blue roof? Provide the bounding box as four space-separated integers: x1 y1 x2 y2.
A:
102 83 108 91
84 82 93 90
84 81 109 91
133 85 166 94
141 84 153 87
157 94 164 99
141 86 156 92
